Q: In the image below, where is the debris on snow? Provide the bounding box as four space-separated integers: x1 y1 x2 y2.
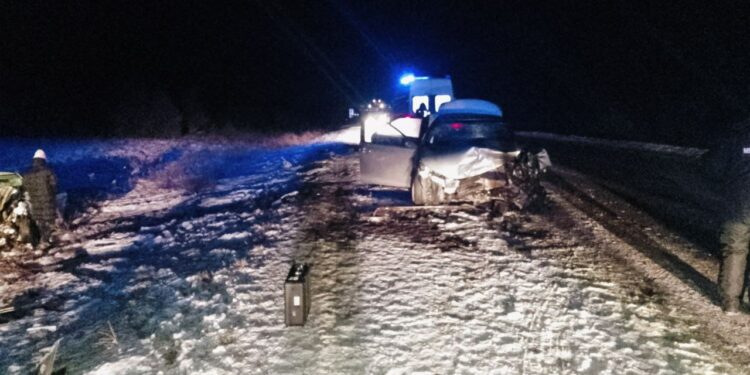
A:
37 338 61 375
0 136 748 374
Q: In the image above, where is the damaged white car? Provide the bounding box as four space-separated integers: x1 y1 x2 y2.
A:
360 99 550 209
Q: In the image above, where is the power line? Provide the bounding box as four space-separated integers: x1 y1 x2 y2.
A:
253 0 363 104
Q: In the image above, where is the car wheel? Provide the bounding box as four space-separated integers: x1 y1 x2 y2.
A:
411 176 425 205
509 151 545 210
412 175 444 206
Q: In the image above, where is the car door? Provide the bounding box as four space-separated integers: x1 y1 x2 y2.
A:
360 117 421 187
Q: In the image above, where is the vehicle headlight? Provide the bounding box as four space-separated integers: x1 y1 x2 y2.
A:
364 114 390 126
363 116 379 128
364 114 391 133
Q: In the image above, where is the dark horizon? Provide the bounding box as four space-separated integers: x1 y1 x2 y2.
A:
1 1 748 146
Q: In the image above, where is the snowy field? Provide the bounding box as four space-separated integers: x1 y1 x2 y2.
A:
1 131 749 374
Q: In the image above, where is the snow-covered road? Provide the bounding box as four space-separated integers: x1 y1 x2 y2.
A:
1 134 749 374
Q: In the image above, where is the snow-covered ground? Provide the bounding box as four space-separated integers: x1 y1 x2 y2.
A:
1 131 749 374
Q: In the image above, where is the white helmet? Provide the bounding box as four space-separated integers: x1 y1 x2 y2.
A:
33 149 47 160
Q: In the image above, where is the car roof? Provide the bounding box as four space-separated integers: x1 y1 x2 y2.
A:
410 78 454 96
437 99 503 118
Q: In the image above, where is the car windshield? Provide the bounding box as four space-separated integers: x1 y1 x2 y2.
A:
425 118 514 150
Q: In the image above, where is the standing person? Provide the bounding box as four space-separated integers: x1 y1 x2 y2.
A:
23 149 58 245
415 103 428 118
705 125 750 313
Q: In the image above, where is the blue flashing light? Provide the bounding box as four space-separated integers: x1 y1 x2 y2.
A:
399 73 416 86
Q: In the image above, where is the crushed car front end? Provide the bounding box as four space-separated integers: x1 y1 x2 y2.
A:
413 147 549 208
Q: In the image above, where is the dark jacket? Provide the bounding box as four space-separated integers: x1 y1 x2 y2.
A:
702 127 750 219
23 158 57 227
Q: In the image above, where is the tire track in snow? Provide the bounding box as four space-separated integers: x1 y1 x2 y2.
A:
545 167 750 371
6 149 745 374
0 142 349 374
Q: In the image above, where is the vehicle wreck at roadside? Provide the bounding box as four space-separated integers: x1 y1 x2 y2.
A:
414 146 550 209
360 99 550 210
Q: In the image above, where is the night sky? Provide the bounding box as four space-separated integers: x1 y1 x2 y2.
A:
1 1 748 146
